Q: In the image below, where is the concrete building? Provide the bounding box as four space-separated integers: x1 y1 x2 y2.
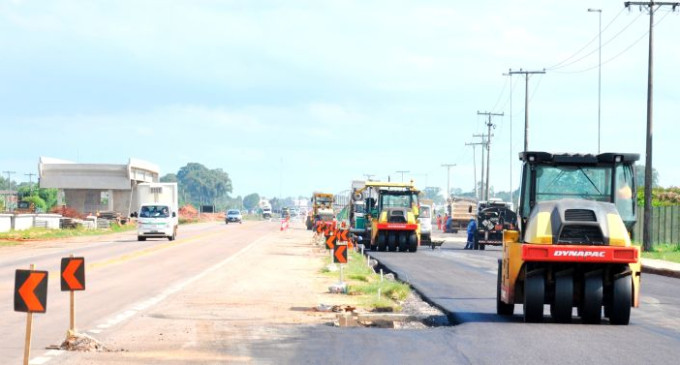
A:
38 157 160 216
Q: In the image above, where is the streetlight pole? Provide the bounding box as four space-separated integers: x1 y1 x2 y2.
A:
395 170 410 182
441 164 456 201
588 8 602 153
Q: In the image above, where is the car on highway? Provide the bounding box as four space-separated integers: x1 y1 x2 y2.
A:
225 209 243 224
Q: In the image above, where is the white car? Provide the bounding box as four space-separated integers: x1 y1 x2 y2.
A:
225 209 243 224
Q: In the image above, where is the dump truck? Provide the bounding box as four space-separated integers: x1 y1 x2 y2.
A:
474 199 516 250
306 192 335 230
497 152 640 325
446 196 477 233
133 182 179 241
356 181 421 252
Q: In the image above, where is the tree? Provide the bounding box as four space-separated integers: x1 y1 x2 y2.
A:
635 164 659 188
176 163 233 208
160 173 178 183
243 193 260 211
422 187 445 205
22 195 47 212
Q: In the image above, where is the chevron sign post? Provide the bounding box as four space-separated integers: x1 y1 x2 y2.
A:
61 256 86 332
15 264 48 365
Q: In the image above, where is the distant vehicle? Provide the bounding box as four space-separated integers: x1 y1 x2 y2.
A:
259 198 272 219
419 199 433 245
474 199 516 250
134 183 178 241
225 209 243 224
306 192 335 230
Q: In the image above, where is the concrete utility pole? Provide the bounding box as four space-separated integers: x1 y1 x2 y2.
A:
25 173 36 195
625 1 679 252
588 8 603 153
477 111 504 201
472 134 490 201
3 171 16 211
395 170 410 182
441 164 456 200
466 142 484 199
508 69 546 152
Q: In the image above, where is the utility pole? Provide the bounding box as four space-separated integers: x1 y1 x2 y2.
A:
472 134 490 201
25 173 36 196
441 164 456 201
508 69 546 152
477 111 504 201
503 72 514 197
466 142 484 199
362 173 375 181
395 170 410 182
588 8 603 153
625 1 679 252
3 171 16 211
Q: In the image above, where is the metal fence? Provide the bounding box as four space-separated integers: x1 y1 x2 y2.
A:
632 205 680 246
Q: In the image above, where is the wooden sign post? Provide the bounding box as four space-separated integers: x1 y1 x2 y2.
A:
61 255 86 333
15 264 48 365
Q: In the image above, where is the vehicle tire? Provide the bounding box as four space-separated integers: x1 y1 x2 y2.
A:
398 233 408 252
408 232 418 252
225 220 229 225
387 233 397 252
480 243 486 251
582 271 603 324
551 271 573 323
473 236 480 250
523 267 545 323
377 233 387 251
497 259 514 316
609 275 632 325
138 236 146 242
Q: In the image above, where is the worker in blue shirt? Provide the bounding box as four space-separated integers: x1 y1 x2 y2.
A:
465 218 476 250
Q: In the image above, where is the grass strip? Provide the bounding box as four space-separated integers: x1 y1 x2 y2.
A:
320 249 411 311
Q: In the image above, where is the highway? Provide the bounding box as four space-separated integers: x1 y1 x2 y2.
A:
0 221 272 364
2 224 679 364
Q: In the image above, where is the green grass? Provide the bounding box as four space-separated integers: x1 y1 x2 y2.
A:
640 243 680 263
320 250 412 311
0 224 136 244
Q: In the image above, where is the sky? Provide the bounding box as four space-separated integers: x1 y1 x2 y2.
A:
1 0 679 200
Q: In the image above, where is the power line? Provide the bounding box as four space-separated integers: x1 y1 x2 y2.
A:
548 10 643 71
547 7 628 70
551 10 672 74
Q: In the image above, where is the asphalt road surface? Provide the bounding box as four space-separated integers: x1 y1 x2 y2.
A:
2 224 679 365
1 221 272 364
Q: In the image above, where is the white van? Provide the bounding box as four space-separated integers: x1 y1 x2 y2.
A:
419 204 433 244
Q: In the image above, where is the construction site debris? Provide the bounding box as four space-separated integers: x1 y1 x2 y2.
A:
59 330 112 352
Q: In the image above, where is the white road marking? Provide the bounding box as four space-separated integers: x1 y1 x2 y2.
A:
31 232 270 364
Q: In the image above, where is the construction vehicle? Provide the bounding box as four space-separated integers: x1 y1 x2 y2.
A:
306 192 335 230
356 181 421 252
474 199 516 250
446 196 477 233
497 152 640 325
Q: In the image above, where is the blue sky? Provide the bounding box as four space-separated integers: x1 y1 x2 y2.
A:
1 0 679 199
